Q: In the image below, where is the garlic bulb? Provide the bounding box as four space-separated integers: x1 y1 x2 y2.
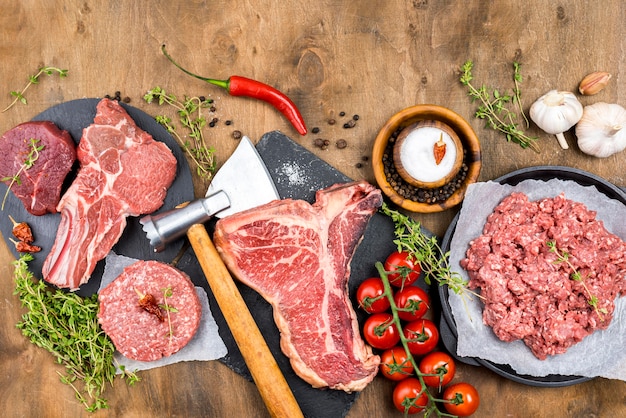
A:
576 102 626 158
530 90 583 149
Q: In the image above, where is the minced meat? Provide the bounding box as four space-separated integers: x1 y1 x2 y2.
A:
461 192 626 360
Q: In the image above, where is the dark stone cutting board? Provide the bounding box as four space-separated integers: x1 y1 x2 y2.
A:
176 130 401 418
0 99 194 296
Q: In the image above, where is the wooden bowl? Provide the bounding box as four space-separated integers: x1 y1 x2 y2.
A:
372 105 481 213
393 120 464 189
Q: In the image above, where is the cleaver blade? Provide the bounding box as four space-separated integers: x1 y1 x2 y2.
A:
140 136 279 252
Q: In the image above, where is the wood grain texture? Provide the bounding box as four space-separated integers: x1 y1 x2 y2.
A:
1 1 625 417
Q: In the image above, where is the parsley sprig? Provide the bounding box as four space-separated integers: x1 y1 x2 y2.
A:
1 138 44 210
460 60 539 152
547 240 608 319
13 254 139 412
2 66 68 112
144 87 217 180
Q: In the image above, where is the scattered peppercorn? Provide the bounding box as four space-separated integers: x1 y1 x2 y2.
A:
352 114 359 121
328 118 336 125
339 111 346 117
312 127 320 134
361 155 369 161
355 162 363 168
336 139 347 149
225 120 232 126
344 119 356 129
232 130 242 140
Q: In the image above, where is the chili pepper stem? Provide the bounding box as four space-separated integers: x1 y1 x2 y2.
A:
161 45 229 90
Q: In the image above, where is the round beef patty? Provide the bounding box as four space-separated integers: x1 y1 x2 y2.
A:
98 260 202 362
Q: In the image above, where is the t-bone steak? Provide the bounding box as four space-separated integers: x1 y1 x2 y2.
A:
98 260 202 362
0 121 76 215
214 180 382 392
42 98 177 290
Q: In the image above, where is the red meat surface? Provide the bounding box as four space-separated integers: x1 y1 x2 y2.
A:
214 181 382 392
43 99 177 290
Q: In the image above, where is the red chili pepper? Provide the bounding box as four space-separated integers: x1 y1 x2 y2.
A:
161 45 307 136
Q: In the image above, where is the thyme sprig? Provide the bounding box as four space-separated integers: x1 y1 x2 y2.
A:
144 87 217 180
547 240 608 319
1 138 44 210
381 203 476 299
2 66 68 112
13 253 139 412
460 60 539 153
159 286 178 343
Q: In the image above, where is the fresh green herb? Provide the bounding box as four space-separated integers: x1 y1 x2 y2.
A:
547 240 608 319
381 203 475 298
2 66 68 112
144 87 217 179
460 60 539 152
13 253 139 412
1 138 44 210
159 286 178 342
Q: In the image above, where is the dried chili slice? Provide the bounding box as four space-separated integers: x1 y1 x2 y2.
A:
433 134 447 165
137 292 165 322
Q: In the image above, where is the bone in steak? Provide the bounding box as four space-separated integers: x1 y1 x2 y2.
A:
42 99 177 290
0 121 76 215
214 180 382 392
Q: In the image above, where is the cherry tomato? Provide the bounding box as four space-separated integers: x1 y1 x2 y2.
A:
393 286 430 321
362 313 400 350
418 351 456 389
356 277 390 313
443 382 480 416
392 377 428 414
379 346 413 381
384 251 421 288
403 318 439 356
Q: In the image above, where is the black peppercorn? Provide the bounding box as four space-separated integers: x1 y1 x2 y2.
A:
232 130 242 139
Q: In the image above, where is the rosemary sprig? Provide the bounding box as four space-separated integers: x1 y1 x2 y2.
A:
460 60 539 153
1 138 44 210
547 241 607 319
144 87 217 180
2 66 68 112
13 253 139 412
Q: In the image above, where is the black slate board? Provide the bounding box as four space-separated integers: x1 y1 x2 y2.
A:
175 131 404 418
0 99 194 296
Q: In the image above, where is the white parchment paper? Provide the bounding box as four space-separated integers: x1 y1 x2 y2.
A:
99 252 228 373
448 179 626 381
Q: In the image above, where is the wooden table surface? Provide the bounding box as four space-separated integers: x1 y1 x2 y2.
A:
1 1 625 417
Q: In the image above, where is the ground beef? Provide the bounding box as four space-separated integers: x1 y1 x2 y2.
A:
98 260 202 362
461 192 626 360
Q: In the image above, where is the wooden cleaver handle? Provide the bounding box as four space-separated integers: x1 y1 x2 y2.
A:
187 224 304 418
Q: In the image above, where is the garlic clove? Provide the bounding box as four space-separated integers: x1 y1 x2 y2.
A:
578 71 611 96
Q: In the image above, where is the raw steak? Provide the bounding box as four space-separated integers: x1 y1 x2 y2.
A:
43 98 177 290
98 260 202 362
214 180 382 392
0 121 76 215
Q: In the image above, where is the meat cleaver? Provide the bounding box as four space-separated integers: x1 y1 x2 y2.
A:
140 136 304 418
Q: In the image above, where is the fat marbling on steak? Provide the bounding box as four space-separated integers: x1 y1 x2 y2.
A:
43 99 177 290
0 121 76 215
214 180 382 392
